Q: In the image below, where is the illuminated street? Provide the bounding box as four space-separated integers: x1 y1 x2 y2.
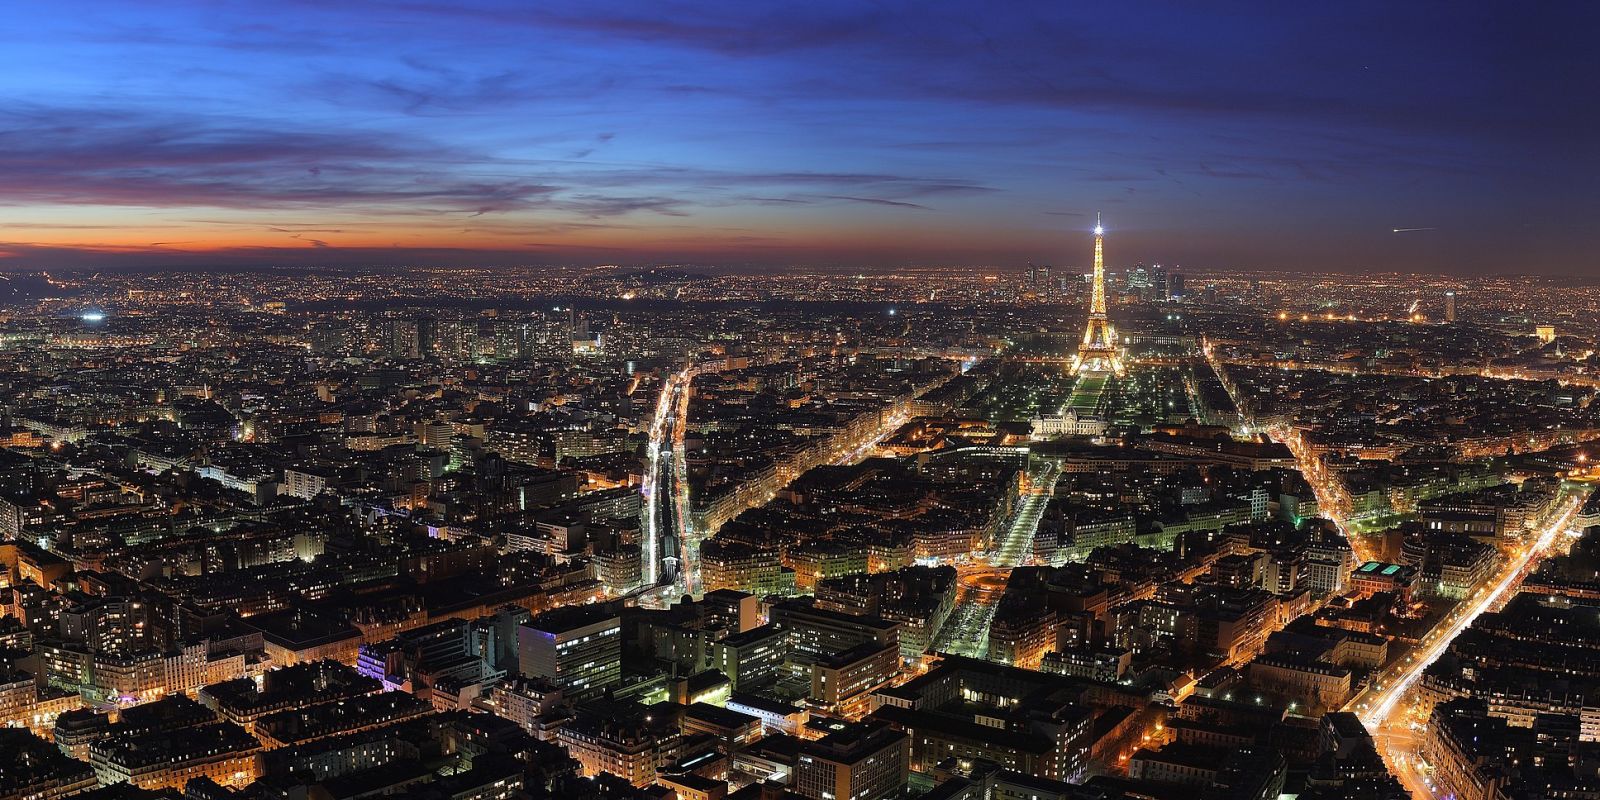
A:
1268 422 1371 561
995 462 1062 567
1348 484 1591 797
640 366 697 598
931 461 1062 657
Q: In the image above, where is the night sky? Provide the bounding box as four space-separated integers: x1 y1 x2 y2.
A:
4 1 1597 274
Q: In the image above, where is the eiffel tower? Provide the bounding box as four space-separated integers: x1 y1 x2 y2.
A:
1073 213 1124 376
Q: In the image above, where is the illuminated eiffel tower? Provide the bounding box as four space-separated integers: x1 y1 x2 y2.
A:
1072 214 1124 376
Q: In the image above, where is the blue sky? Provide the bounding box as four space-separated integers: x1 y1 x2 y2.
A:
2 1 1596 273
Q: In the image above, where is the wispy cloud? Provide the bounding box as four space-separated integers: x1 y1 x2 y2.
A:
3 0 1596 273
0 104 996 220
819 196 929 210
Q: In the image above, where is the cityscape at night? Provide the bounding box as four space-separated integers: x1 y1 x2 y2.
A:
4 4 1600 800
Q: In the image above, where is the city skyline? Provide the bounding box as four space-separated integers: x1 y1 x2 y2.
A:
4 1 1598 274
8 6 1600 799
2 264 1597 800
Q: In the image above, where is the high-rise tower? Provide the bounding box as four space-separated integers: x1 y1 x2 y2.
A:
1073 214 1124 375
